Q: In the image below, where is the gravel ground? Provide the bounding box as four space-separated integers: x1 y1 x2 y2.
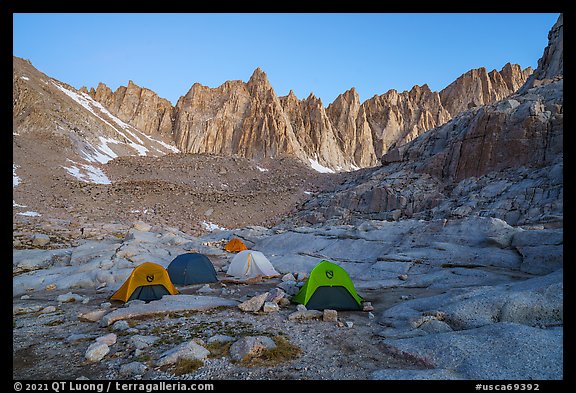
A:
13 281 431 380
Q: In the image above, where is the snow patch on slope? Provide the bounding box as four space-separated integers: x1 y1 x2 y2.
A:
309 158 335 174
52 81 179 158
62 159 111 185
13 164 21 187
202 221 227 232
17 211 41 217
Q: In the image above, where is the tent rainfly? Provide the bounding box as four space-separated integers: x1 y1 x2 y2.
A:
111 262 179 303
292 260 363 311
226 250 279 278
224 238 248 253
167 253 219 285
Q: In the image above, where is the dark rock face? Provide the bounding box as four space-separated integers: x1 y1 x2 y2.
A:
384 82 562 182
383 13 563 182
519 14 563 93
282 14 562 228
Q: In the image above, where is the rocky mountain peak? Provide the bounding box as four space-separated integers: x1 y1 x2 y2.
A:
341 86 358 98
190 82 203 90
305 92 322 105
279 90 301 112
439 63 532 116
82 78 175 139
411 83 431 93
251 66 266 77
247 67 270 87
245 68 276 102
407 84 436 102
519 13 563 93
180 82 205 102
90 82 113 104
337 87 360 104
500 62 534 92
541 13 563 78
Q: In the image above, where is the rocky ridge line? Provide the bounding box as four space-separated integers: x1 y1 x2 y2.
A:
281 14 562 229
84 63 531 171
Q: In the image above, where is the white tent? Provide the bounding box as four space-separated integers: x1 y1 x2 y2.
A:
226 250 280 278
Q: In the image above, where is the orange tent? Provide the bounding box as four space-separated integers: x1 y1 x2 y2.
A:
224 238 248 253
111 262 179 303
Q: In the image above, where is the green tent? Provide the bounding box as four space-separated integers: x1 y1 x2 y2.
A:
292 260 363 311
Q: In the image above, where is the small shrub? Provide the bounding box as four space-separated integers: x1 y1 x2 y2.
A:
133 352 152 363
241 336 302 367
206 341 232 358
173 358 204 375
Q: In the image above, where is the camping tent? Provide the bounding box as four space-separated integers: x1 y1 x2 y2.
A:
226 250 280 278
167 253 218 285
224 238 248 253
111 262 179 303
292 260 363 310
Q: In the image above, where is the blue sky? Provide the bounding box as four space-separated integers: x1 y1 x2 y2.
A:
13 13 560 106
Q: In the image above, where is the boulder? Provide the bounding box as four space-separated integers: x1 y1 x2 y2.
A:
96 333 117 346
31 234 50 247
262 302 280 313
229 336 277 362
57 292 85 303
85 342 110 362
101 295 238 326
323 309 338 322
238 292 269 313
119 362 148 377
156 341 210 367
130 335 159 350
132 221 152 232
288 310 323 321
207 335 235 344
78 309 109 322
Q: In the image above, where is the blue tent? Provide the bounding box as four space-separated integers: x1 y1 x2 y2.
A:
167 253 218 285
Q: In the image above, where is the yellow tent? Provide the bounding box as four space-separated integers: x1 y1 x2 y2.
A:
224 238 248 253
111 262 179 303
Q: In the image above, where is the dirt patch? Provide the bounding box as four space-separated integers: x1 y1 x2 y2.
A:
13 142 349 241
